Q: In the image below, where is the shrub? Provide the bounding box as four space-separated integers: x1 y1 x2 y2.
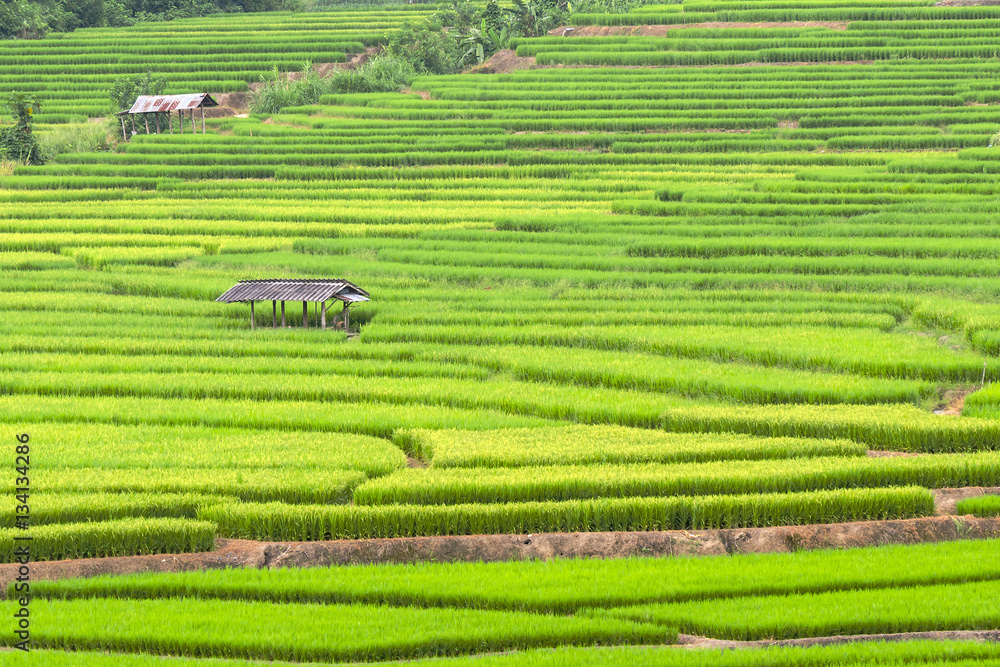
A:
0 92 42 165
250 55 415 114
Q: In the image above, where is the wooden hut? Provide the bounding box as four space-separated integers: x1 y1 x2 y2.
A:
116 93 219 140
216 279 371 331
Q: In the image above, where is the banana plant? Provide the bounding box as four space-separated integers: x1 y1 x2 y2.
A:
462 19 510 64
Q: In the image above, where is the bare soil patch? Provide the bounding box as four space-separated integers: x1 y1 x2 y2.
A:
679 629 1000 650
2 515 997 592
246 47 381 93
868 450 923 458
935 387 976 415
469 50 543 74
401 88 432 100
203 92 248 119
937 0 1000 5
552 21 849 37
473 49 875 73
933 486 1000 516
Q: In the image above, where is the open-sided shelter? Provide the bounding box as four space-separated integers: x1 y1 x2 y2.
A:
116 93 218 139
216 279 371 330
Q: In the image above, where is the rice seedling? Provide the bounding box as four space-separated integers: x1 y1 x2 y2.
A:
586 578 1000 640
396 426 866 467
201 487 934 541
10 597 671 662
0 518 215 562
955 494 1000 516
352 452 1000 506
28 538 1000 612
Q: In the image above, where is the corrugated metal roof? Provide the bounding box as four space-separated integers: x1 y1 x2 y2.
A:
120 93 219 115
216 279 371 304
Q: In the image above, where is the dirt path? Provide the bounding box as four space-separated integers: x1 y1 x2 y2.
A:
678 629 1000 649
551 21 849 37
2 514 997 592
934 486 1000 515
475 49 874 73
200 47 381 119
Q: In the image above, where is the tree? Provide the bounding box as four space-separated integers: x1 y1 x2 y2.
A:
109 71 168 138
386 22 462 75
506 0 564 38
0 92 42 164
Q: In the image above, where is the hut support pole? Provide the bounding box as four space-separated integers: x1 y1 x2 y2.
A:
250 300 255 330
178 110 183 134
302 301 308 328
191 110 196 134
120 117 128 141
321 301 327 330
201 107 206 134
144 114 150 134
168 113 172 134
281 301 285 327
272 300 277 328
130 116 136 135
343 304 350 332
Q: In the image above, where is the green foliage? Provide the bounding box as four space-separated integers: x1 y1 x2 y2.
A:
568 0 652 15
463 18 511 65
249 55 415 114
37 122 116 161
0 91 41 164
507 0 565 38
0 0 304 38
482 0 505 34
386 21 463 74
109 72 167 115
108 71 168 139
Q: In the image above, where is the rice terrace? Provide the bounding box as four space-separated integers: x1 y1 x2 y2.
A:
7 0 1000 662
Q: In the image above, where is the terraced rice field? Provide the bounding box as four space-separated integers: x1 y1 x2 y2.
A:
4 0 1000 663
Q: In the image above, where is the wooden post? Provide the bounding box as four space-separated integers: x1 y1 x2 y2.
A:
178 110 183 134
281 301 285 327
155 113 161 134
144 114 150 134
250 300 255 330
302 301 308 328
272 300 277 328
130 116 136 135
120 117 128 141
201 107 206 134
321 301 327 330
191 109 196 134
343 304 350 332
168 113 172 134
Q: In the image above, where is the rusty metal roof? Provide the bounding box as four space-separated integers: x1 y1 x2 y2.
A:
216 279 371 304
119 93 219 115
